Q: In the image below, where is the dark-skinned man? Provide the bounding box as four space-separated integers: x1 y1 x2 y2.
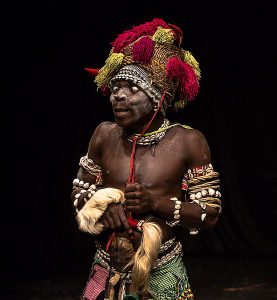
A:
71 18 222 300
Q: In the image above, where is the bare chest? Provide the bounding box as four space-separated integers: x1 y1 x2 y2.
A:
100 136 187 195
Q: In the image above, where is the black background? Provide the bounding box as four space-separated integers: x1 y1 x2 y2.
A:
2 0 277 298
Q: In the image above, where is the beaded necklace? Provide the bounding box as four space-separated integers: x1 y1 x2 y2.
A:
125 118 170 146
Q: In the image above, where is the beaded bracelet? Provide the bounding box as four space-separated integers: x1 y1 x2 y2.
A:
166 197 182 227
72 178 97 190
72 181 97 213
189 200 207 235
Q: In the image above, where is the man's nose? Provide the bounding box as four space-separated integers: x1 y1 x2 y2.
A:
113 88 128 102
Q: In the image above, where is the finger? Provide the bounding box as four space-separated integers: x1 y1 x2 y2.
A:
125 191 141 199
125 199 140 206
126 205 141 213
118 209 132 232
105 215 116 230
111 212 123 229
101 219 109 229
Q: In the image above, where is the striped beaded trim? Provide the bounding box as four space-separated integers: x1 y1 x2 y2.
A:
153 241 183 269
95 243 183 273
187 164 214 179
159 237 176 253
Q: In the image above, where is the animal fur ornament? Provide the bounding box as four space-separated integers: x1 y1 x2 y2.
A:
77 188 125 235
77 187 162 292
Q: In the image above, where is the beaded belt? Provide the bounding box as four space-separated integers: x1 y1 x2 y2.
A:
95 238 183 271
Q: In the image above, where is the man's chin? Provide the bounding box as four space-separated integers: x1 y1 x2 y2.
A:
114 116 127 126
114 117 136 130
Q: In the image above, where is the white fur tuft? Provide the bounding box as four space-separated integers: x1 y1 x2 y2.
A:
76 188 125 234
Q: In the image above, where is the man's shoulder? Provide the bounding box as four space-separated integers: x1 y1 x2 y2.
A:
95 121 117 131
88 121 121 158
174 125 210 163
93 121 121 137
172 124 206 143
170 125 209 154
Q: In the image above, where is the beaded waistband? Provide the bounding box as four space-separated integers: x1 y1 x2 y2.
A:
95 238 183 271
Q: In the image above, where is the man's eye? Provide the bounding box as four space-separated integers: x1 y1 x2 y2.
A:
112 86 119 92
131 86 139 92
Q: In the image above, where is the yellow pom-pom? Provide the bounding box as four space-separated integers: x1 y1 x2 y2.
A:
183 50 201 80
95 52 124 86
152 27 175 44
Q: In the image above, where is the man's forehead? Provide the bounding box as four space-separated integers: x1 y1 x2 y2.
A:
111 79 138 87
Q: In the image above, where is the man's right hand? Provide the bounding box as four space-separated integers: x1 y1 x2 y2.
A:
100 203 132 233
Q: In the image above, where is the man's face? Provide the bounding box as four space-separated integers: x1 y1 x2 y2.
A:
110 80 155 130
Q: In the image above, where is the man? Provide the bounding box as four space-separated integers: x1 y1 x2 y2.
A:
71 18 222 300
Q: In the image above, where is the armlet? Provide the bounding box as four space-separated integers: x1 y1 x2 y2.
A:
79 154 103 185
183 164 222 213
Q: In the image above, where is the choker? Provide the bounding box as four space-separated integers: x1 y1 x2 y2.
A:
124 118 170 147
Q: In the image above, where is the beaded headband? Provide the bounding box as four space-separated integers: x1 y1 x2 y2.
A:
109 64 163 110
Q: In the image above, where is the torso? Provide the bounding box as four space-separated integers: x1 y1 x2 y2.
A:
98 123 190 197
90 122 193 265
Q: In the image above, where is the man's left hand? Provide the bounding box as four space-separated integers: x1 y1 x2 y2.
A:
124 183 155 213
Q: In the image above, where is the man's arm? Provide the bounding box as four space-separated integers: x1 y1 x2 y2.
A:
125 129 221 232
179 129 221 231
71 122 132 233
70 122 106 213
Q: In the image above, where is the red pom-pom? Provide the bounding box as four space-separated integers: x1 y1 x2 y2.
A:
112 18 169 53
166 57 199 101
132 36 154 64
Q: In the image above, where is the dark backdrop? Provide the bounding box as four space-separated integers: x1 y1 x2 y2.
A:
2 0 276 286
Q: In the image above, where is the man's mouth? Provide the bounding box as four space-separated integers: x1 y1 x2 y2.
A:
113 107 129 117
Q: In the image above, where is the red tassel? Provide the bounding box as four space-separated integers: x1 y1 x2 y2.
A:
84 68 99 76
112 18 169 53
100 85 110 96
132 36 154 64
168 23 184 45
166 57 199 101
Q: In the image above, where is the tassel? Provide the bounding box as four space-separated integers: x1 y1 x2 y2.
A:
100 85 110 96
95 53 124 86
112 18 169 52
152 27 175 44
132 36 154 64
166 56 199 102
128 222 162 293
183 50 201 80
168 23 183 45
